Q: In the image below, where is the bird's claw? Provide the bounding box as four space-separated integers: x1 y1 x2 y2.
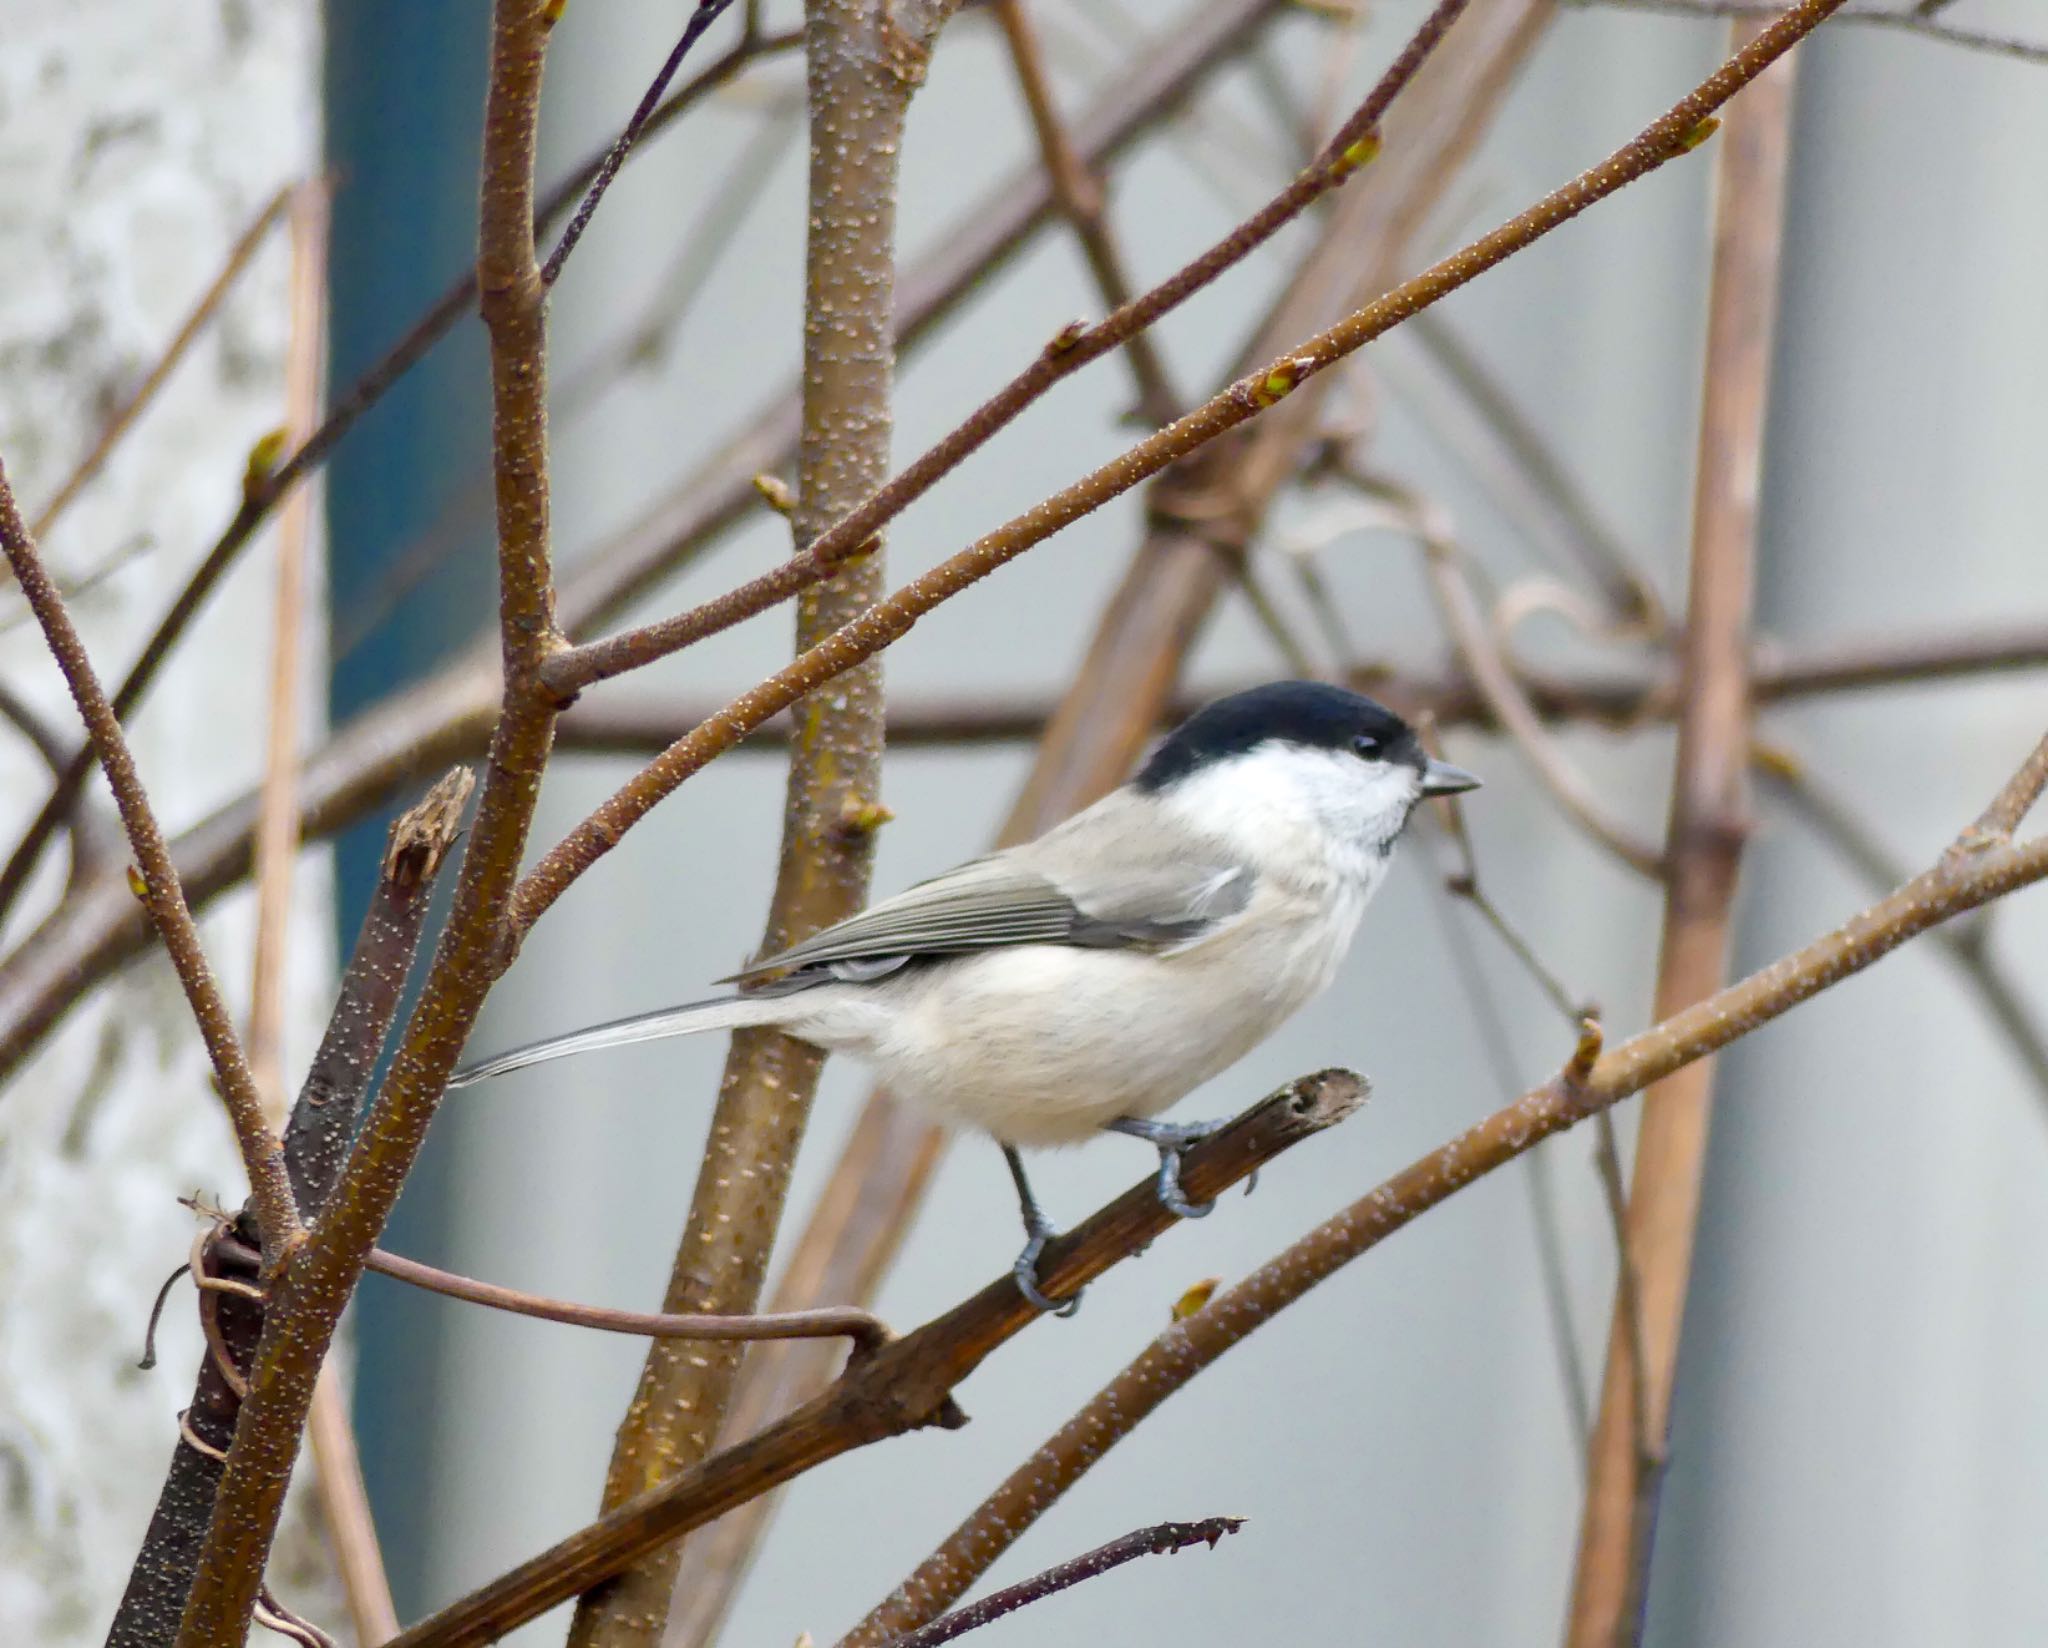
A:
1110 1116 1232 1220
1013 1230 1082 1317
1154 1148 1214 1220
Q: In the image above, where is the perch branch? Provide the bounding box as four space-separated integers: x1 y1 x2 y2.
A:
377 1073 1364 1648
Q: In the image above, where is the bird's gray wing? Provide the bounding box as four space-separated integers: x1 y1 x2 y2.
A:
722 846 1251 988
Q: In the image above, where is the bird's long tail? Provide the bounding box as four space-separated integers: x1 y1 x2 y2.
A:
447 994 787 1090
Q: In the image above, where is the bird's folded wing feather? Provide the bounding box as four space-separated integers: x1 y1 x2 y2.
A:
721 848 1251 986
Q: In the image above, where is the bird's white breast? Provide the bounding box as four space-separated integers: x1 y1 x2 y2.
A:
805 745 1397 1146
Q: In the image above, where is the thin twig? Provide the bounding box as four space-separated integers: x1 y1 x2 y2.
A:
1423 856 1593 1452
1422 730 1602 1451
1566 33 1795 1637
1579 0 2048 64
512 0 1837 933
247 181 329 1112
376 1074 1367 1648
838 749 2048 1646
1588 1107 1660 1500
993 0 1180 424
538 0 742 289
890 1517 1245 1648
1428 763 1596 1025
0 459 302 1260
360 1245 890 1349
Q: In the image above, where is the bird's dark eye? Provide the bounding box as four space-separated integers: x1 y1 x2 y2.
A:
1351 733 1381 759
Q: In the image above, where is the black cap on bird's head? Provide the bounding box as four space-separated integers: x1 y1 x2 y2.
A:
1134 680 1481 797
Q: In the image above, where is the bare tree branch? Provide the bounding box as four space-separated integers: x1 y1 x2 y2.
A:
360 1245 888 1350
1578 0 2048 63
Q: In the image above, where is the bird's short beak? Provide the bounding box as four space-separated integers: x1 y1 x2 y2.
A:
1421 757 1482 797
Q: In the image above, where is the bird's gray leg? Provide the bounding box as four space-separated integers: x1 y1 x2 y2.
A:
1003 1144 1081 1317
1106 1115 1252 1219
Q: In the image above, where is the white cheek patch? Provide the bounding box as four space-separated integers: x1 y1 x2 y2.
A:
1158 741 1424 872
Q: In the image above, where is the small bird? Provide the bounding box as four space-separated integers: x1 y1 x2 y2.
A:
452 681 1478 1310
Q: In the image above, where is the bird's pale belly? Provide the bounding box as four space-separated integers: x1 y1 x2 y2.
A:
859 913 1350 1147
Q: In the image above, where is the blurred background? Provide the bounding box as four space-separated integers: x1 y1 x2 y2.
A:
4 0 2045 1643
